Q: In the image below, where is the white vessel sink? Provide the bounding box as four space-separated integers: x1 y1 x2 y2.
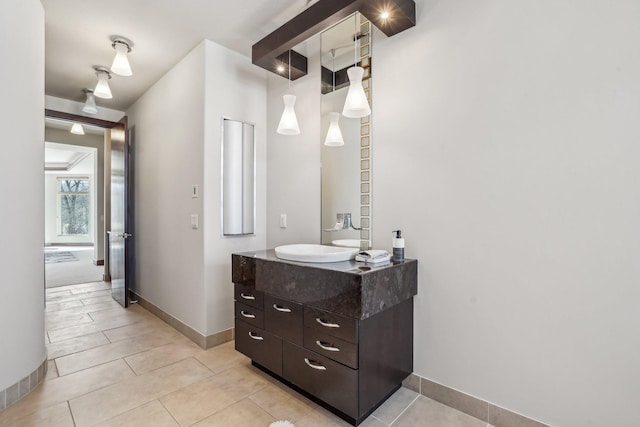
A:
274 244 359 263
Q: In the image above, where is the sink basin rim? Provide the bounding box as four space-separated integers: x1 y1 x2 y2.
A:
275 244 359 263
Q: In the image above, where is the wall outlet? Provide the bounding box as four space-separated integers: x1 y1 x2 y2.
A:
192 185 199 198
280 214 287 228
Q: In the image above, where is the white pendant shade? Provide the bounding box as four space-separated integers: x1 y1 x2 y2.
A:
324 112 344 146
94 69 112 99
342 66 371 118
70 123 85 135
277 94 300 135
111 41 132 76
82 91 98 114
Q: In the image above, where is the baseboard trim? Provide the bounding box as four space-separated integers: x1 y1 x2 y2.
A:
92 259 104 266
130 291 233 350
402 374 551 427
0 357 48 410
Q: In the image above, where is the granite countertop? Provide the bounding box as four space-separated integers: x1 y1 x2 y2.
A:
232 250 417 319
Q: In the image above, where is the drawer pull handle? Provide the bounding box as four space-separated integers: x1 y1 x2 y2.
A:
273 304 292 313
315 340 340 352
240 311 256 319
240 293 256 300
316 317 340 328
304 358 327 371
248 332 264 341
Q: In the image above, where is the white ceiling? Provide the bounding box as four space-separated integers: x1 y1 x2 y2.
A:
42 0 316 111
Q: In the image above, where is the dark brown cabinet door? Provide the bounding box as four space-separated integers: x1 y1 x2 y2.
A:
265 294 303 345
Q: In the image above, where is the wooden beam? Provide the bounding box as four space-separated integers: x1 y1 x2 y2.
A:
252 0 415 80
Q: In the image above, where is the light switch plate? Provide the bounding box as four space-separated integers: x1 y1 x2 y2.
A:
192 185 199 198
280 214 287 228
191 214 199 229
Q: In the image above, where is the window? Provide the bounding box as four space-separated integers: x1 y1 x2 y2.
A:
58 178 90 235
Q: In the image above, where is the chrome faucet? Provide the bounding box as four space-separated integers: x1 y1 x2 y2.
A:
324 212 362 231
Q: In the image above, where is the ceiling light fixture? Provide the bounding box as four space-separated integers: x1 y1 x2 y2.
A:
324 49 344 146
93 67 113 99
111 37 133 76
70 123 85 135
277 50 300 135
81 88 98 114
342 17 371 118
380 10 390 20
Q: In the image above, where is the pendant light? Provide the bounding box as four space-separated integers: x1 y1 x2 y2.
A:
93 67 113 99
342 16 371 118
81 88 98 115
111 38 133 77
70 123 85 135
277 50 300 135
324 49 344 146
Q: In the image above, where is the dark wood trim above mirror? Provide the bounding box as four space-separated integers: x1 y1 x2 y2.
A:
45 109 121 129
252 0 415 80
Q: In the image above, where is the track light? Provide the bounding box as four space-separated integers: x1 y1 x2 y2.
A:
111 37 133 76
81 88 98 114
93 67 112 99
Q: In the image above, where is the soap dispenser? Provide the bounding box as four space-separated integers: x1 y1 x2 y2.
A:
392 230 405 262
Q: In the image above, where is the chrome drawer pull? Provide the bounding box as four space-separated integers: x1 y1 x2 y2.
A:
273 304 292 313
240 310 256 319
304 358 327 371
316 317 340 328
315 340 340 352
240 293 256 300
248 332 264 341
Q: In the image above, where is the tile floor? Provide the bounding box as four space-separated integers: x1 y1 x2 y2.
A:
0 281 490 427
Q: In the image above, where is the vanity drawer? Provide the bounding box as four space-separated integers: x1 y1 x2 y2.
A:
234 284 264 310
235 319 282 376
304 306 358 344
265 294 303 346
282 341 357 419
303 327 358 369
234 301 264 329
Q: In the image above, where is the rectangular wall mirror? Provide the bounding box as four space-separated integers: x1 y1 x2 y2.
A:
221 118 255 236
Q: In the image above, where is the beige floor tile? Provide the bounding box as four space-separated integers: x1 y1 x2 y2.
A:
125 342 202 375
46 331 110 360
360 416 388 427
160 363 270 426
103 318 180 343
393 396 488 427
0 401 74 427
46 360 59 380
55 332 174 376
194 340 251 373
191 398 275 427
46 288 73 297
69 357 212 426
46 300 123 320
248 383 314 423
0 360 133 426
88 306 153 323
69 282 111 294
46 312 94 331
295 406 354 427
81 294 117 305
45 299 84 312
93 400 179 427
48 314 144 342
371 387 419 424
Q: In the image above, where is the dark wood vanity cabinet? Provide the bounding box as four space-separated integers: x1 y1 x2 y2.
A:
232 252 417 425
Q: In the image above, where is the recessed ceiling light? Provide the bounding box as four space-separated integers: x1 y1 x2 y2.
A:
277 65 285 73
380 11 390 20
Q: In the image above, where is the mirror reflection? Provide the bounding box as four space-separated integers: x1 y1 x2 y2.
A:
320 13 372 250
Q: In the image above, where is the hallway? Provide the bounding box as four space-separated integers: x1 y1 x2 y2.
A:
0 282 486 426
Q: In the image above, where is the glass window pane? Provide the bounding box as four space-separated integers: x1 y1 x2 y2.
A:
60 194 89 235
59 179 89 193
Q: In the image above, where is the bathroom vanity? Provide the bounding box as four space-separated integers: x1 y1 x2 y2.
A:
231 250 417 425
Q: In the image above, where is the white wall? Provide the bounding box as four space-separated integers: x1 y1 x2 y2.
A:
202 40 267 334
266 37 322 247
0 0 46 390
128 39 267 337
265 1 640 425
127 42 207 333
371 1 640 426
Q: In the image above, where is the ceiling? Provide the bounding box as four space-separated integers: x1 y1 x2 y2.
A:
42 0 317 111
